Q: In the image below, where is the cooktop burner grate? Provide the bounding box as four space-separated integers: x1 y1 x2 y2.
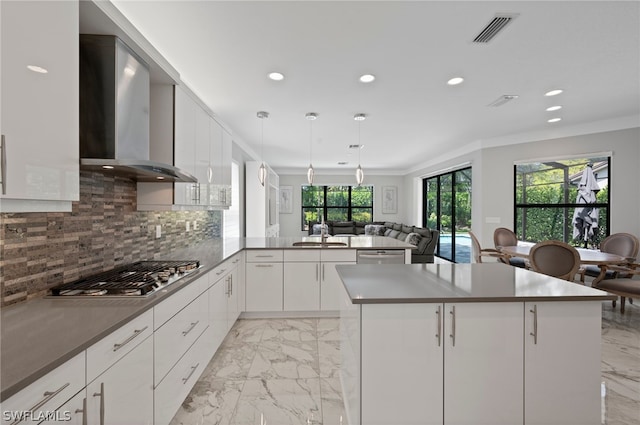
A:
51 260 200 296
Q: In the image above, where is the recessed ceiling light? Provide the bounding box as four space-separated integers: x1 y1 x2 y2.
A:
156 176 165 180
268 72 284 81
102 165 114 170
546 105 562 112
545 89 563 96
27 65 48 74
447 77 464 85
548 117 562 123
359 74 375 83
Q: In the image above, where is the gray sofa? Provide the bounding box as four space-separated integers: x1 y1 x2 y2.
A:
308 220 439 263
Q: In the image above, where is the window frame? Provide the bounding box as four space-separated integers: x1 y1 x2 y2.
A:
513 157 611 247
300 185 374 231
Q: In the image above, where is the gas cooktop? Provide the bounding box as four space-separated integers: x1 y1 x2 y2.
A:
50 260 200 297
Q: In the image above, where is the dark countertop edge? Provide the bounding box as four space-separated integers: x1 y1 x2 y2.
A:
0 246 243 402
349 294 618 304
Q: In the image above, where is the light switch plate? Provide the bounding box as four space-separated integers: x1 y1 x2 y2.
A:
186 221 190 232
155 225 162 239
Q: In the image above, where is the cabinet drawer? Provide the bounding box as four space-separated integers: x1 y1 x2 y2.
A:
154 273 210 330
284 249 321 262
86 309 153 383
321 249 357 262
154 330 211 425
245 249 283 262
1 352 85 425
154 291 209 385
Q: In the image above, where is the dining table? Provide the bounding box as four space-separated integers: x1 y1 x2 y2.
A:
499 242 628 284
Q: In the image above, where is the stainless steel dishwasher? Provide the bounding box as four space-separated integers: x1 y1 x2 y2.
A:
356 249 406 264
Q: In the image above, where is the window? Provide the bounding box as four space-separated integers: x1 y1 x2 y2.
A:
301 185 374 230
514 156 610 247
423 167 472 263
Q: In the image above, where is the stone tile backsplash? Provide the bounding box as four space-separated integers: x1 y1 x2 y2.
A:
0 172 221 306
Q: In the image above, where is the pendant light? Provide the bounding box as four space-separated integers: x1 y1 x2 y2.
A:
354 113 366 186
305 112 318 185
256 111 269 186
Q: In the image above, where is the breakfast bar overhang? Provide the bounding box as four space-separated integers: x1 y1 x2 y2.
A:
336 263 615 425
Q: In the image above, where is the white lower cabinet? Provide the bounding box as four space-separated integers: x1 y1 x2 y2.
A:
361 304 443 425
39 390 87 425
209 270 230 353
444 302 524 425
320 260 355 311
356 300 602 425
86 336 154 425
245 249 284 312
524 301 602 425
0 352 85 425
154 328 211 425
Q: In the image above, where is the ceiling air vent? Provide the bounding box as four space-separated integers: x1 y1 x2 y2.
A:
487 95 519 107
473 13 518 43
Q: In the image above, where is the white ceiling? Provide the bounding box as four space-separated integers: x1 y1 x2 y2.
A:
111 1 640 174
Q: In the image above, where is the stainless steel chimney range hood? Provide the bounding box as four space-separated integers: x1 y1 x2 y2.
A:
79 35 196 183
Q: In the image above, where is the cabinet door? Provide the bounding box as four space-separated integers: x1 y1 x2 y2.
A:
245 263 283 311
320 261 355 311
524 301 602 425
361 303 444 425
173 85 196 205
39 390 87 425
444 302 524 425
209 273 228 353
0 0 78 206
284 262 320 311
194 106 210 205
221 128 233 206
226 267 240 328
86 336 153 425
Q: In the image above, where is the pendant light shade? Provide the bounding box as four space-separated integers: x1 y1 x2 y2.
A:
256 111 269 186
354 113 366 186
306 112 317 185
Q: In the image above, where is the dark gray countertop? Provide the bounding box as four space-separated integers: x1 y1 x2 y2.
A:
0 235 411 401
0 238 242 402
337 263 617 304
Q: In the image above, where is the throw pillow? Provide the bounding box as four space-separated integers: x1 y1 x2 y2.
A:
388 229 401 239
384 228 393 237
405 232 422 246
312 223 328 235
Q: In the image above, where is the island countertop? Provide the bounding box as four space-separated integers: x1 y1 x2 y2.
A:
243 235 415 249
336 263 616 304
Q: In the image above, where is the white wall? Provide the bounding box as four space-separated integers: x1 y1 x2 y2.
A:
277 173 406 237
404 127 640 248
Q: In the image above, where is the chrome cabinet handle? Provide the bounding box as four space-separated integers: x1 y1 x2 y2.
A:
530 305 538 344
113 326 148 352
255 255 274 258
10 383 71 424
92 382 105 425
321 264 325 281
1 134 6 195
74 397 88 425
436 306 442 347
449 306 456 347
255 264 273 268
182 321 200 336
229 275 233 296
216 268 227 276
182 363 200 384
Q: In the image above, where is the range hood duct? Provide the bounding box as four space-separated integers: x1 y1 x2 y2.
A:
79 35 196 183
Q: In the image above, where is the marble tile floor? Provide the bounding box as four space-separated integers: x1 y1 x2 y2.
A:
171 303 639 425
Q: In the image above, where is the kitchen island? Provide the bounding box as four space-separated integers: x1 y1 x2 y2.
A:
337 263 615 425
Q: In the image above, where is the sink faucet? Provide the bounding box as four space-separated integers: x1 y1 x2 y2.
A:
320 217 327 241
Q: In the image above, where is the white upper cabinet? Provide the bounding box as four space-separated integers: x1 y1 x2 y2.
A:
0 0 79 212
142 83 233 210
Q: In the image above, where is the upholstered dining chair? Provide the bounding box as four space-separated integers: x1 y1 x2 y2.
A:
529 240 581 281
493 227 527 268
593 265 640 313
469 231 508 264
580 233 640 281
